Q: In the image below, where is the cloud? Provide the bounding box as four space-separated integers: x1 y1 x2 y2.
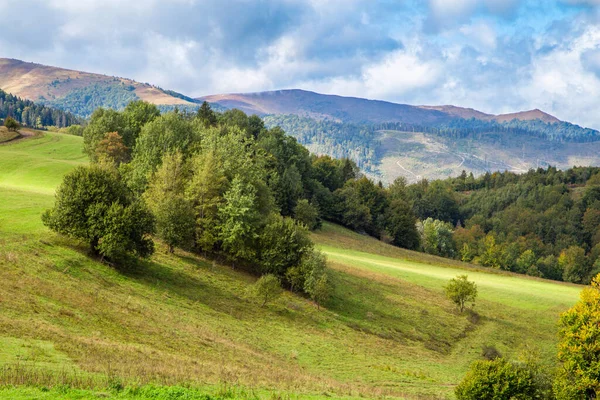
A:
3 0 600 129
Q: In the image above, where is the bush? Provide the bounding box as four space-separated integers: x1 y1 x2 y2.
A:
4 117 19 132
455 358 537 400
444 275 477 312
42 165 154 263
303 250 333 309
253 274 283 307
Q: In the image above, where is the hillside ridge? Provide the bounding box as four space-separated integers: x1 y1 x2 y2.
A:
200 88 562 124
0 58 195 109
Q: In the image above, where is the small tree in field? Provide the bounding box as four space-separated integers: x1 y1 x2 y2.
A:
4 117 19 132
253 274 283 307
445 275 477 312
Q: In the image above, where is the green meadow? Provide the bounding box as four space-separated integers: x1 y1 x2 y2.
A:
0 132 582 399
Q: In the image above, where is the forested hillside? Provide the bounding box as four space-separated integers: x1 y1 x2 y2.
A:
0 88 80 128
390 167 600 285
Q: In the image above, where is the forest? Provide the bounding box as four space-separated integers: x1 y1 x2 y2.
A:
42 100 600 287
0 88 80 128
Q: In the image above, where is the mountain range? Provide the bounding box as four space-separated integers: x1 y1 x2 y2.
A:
2 57 600 183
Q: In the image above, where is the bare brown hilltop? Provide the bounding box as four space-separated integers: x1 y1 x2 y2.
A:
0 58 194 107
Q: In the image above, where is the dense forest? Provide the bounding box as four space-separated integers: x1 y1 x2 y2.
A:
263 114 380 173
401 166 600 284
379 117 600 142
40 81 139 118
0 89 80 128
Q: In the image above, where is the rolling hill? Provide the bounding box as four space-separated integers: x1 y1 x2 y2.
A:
202 90 600 184
0 58 197 118
0 129 581 399
199 89 562 125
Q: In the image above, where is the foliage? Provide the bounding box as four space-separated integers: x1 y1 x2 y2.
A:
444 275 477 312
555 274 600 399
0 88 79 128
95 132 129 167
42 82 139 118
455 358 540 400
419 218 456 257
253 274 283 307
293 199 321 230
41 165 154 262
4 116 19 131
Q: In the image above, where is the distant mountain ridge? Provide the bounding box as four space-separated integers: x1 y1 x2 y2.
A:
199 89 563 125
0 58 198 117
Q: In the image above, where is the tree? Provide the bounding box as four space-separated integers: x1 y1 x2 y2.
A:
253 274 283 307
303 250 332 308
419 218 456 257
444 275 477 312
41 166 154 262
559 245 590 283
4 116 19 132
95 132 129 167
83 108 125 161
259 214 313 277
555 274 600 399
293 199 320 230
455 358 538 400
197 101 217 127
218 176 261 264
384 199 420 250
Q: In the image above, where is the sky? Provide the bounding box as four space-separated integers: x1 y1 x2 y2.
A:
3 0 600 127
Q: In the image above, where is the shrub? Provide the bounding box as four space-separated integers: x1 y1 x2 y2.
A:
4 117 19 132
444 275 477 312
455 358 537 400
253 274 283 307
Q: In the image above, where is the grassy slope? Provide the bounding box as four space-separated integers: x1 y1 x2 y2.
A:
0 132 582 399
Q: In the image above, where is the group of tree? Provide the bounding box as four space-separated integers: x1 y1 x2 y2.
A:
394 166 600 285
379 117 600 143
44 101 351 307
0 88 80 129
456 273 600 399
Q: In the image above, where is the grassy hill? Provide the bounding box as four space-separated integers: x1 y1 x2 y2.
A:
0 59 197 118
0 131 582 399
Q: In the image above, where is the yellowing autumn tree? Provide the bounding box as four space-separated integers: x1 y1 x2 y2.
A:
555 274 600 399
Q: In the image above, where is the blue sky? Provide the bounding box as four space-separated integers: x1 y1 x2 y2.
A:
3 0 600 127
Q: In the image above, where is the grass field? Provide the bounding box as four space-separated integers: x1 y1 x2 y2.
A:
0 131 582 399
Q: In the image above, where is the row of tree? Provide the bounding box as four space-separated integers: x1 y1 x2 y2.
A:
0 89 80 128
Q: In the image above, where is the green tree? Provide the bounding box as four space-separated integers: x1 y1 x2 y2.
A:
444 275 477 312
259 214 312 277
41 166 154 262
186 150 227 252
197 101 217 127
83 108 125 161
384 199 420 250
419 218 456 257
218 176 261 264
455 358 538 400
555 274 600 399
559 245 589 283
121 100 160 146
253 274 283 307
145 153 195 253
4 116 19 132
294 199 320 230
303 250 332 308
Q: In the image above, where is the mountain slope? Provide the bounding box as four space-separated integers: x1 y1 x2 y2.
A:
200 89 563 125
0 58 196 117
200 89 452 124
0 131 581 398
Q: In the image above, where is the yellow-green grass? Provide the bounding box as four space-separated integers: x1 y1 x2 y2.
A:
0 132 583 399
